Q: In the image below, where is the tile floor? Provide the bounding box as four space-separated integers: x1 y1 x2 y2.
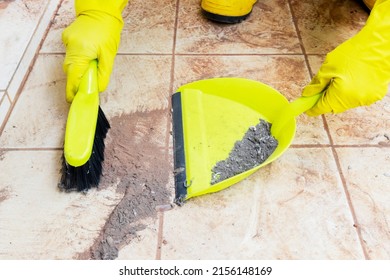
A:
0 0 389 260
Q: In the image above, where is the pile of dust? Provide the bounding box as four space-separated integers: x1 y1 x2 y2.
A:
211 119 278 185
79 109 172 260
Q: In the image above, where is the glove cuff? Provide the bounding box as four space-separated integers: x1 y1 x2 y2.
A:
75 0 128 24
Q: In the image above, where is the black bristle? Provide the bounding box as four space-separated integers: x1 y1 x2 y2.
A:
59 106 110 192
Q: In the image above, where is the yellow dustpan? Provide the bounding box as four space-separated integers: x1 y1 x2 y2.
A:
171 78 321 205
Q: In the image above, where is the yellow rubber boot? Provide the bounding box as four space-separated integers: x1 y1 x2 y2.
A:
201 0 258 23
363 0 376 9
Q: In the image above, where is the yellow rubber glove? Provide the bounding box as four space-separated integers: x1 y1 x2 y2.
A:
302 0 390 116
62 0 128 103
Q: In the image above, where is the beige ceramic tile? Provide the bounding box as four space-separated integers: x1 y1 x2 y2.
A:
2 0 381 262
293 60 329 146
0 51 173 258
42 0 176 54
0 53 173 147
6 0 62 101
290 0 369 54
294 114 330 145
0 92 10 130
0 0 44 88
325 95 390 146
337 147 390 259
174 55 329 145
162 148 363 259
0 0 57 90
40 0 74 53
173 55 309 95
102 55 172 116
307 55 390 146
0 150 123 259
176 0 301 54
0 54 68 149
117 217 160 260
307 54 325 76
119 0 176 54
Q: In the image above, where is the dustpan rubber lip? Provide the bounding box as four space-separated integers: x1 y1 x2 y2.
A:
171 92 187 206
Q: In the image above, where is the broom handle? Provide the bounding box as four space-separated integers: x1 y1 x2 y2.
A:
79 60 98 95
64 60 99 167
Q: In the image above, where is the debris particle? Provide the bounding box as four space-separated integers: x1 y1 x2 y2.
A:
211 119 278 185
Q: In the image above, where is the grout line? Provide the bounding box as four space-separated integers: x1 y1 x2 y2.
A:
331 148 370 259
155 210 165 260
315 47 370 261
4 1 52 93
156 0 181 261
169 0 180 100
1 143 386 154
287 0 370 259
155 204 174 260
0 93 8 132
41 52 330 57
291 144 390 149
0 0 64 137
321 114 335 146
5 92 11 104
118 52 328 56
174 52 306 56
164 0 180 181
0 91 6 105
291 144 331 148
333 144 390 148
323 112 370 259
39 52 66 55
0 147 63 152
120 52 310 56
0 91 15 134
286 0 313 77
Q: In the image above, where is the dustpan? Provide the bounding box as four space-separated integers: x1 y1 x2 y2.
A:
171 78 321 205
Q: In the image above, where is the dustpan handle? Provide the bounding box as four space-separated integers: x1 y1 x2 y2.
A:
289 93 323 117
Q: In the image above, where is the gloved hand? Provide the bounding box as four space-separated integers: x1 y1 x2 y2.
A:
302 0 390 116
62 0 128 103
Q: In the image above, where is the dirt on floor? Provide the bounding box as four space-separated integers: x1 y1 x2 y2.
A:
211 119 278 185
78 109 172 260
74 113 276 259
